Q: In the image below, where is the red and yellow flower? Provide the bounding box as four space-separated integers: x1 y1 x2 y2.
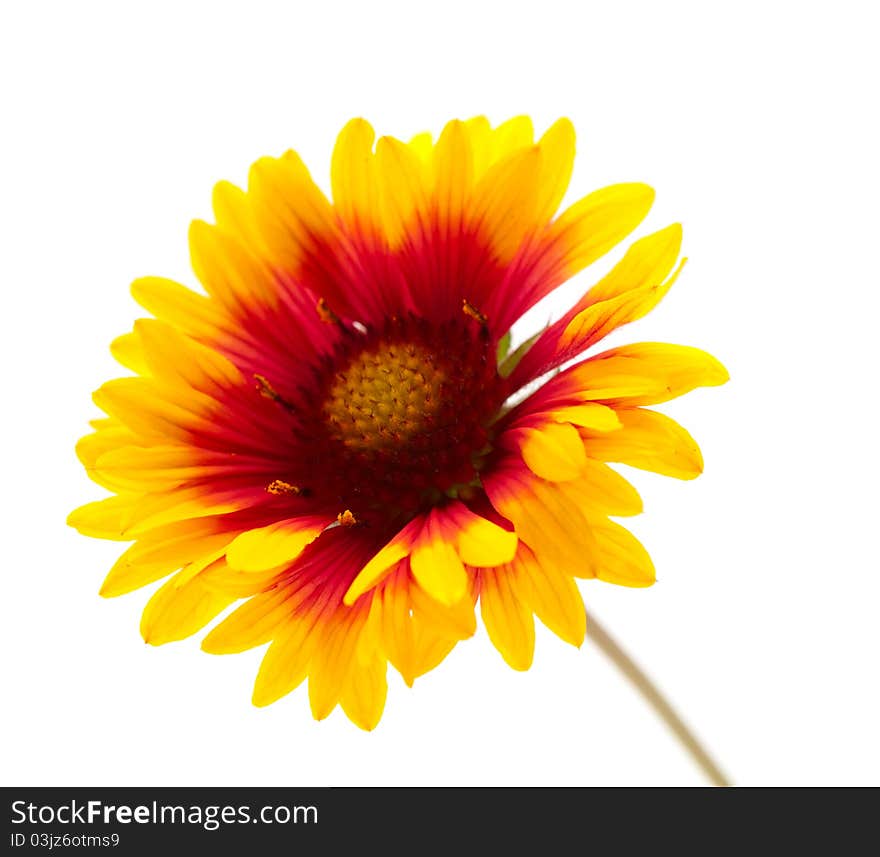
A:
69 116 727 729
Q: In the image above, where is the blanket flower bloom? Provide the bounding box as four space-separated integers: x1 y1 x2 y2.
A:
69 116 727 729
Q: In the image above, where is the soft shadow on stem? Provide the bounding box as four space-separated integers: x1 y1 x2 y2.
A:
585 608 731 787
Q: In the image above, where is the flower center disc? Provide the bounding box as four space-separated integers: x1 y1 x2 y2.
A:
324 342 446 452
298 317 504 519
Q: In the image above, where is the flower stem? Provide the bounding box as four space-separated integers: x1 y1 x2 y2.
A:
585 608 731 787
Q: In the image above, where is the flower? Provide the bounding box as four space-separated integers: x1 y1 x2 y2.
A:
68 116 727 730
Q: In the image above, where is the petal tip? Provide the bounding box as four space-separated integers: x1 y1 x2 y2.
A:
98 580 121 599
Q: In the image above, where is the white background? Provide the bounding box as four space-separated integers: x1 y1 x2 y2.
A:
2 0 878 787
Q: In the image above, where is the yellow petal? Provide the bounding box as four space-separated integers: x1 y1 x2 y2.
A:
355 591 383 666
121 488 248 537
308 611 364 721
93 444 210 493
189 219 277 310
197 560 279 599
225 518 326 573
558 459 643 517
344 516 422 605
76 423 139 477
592 520 656 587
584 223 682 305
100 524 232 597
375 568 417 684
464 116 493 178
533 118 575 223
375 135 430 248
410 511 469 606
550 369 667 403
510 224 686 385
67 495 140 540
139 565 236 646
130 276 228 343
431 119 473 231
484 466 598 578
407 131 433 163
559 260 684 356
515 422 588 481
69 487 244 541
570 343 729 406
109 332 149 375
490 115 534 161
133 318 242 395
251 619 315 707
549 403 622 432
339 655 388 731
93 376 216 441
202 584 301 654
470 146 542 263
547 183 656 277
246 151 338 275
211 180 266 252
331 118 379 233
371 564 469 686
174 546 233 589
517 547 586 646
410 576 477 639
452 504 517 568
480 567 535 670
409 632 460 683
582 407 704 479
